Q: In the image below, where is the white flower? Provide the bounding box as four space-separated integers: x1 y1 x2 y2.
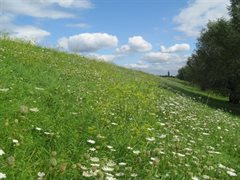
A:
12 139 20 146
91 163 100 167
218 163 226 169
37 172 45 177
12 139 19 143
192 177 199 180
133 150 140 155
159 134 166 139
151 158 156 162
35 87 44 91
0 149 5 156
146 137 155 142
89 148 96 152
202 175 210 179
208 151 221 154
131 173 138 177
177 153 185 157
0 88 9 92
97 134 105 139
30 107 39 112
80 165 87 170
127 146 133 150
107 145 113 149
119 162 127 166
115 172 124 176
0 172 6 179
87 139 95 144
44 132 50 135
147 128 154 131
90 157 99 163
107 161 116 167
36 127 42 131
102 166 114 172
106 176 117 180
82 171 93 177
227 171 237 176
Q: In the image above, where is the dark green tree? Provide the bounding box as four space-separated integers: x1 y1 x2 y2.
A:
229 0 240 32
178 18 240 103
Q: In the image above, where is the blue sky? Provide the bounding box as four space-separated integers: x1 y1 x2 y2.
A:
0 0 230 75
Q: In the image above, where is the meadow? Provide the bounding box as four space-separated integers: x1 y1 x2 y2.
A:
0 38 239 179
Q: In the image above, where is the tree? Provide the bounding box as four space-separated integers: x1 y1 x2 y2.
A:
229 0 240 32
177 18 240 103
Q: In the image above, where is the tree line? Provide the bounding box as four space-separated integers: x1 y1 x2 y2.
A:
177 0 240 104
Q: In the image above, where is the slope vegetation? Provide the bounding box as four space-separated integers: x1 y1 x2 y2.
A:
0 38 239 179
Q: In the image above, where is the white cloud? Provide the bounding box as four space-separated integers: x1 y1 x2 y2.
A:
143 52 188 64
57 33 118 52
57 37 69 49
0 16 50 43
0 0 93 42
143 52 175 63
11 26 51 43
125 60 187 75
2 0 92 19
123 41 189 75
55 0 92 8
86 54 116 62
128 36 152 52
66 23 90 28
174 0 230 36
116 36 152 54
2 0 76 19
160 43 190 53
125 61 150 69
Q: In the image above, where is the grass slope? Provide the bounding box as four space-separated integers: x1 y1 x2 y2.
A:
0 38 239 179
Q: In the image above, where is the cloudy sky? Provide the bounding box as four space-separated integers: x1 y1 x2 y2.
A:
0 0 230 75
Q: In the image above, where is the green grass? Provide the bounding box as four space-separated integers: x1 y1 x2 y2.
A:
0 38 239 179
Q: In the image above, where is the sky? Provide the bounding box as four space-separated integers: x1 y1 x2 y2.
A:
0 0 230 75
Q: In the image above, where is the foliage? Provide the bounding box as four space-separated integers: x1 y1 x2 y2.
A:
177 1 240 104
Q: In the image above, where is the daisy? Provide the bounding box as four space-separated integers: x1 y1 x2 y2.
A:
107 145 113 149
115 172 124 176
102 166 114 172
131 173 138 177
127 146 133 150
89 148 96 152
227 171 237 176
30 107 39 112
0 172 6 179
119 162 127 166
0 149 5 156
107 161 116 167
146 137 155 142
82 171 93 177
133 150 140 155
37 172 45 177
91 163 100 167
0 88 9 92
192 177 199 180
12 139 20 146
87 139 95 144
90 157 99 163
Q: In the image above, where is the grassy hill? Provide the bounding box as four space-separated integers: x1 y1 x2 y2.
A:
0 38 239 179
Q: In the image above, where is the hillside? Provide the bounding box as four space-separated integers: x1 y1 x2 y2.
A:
0 38 239 179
